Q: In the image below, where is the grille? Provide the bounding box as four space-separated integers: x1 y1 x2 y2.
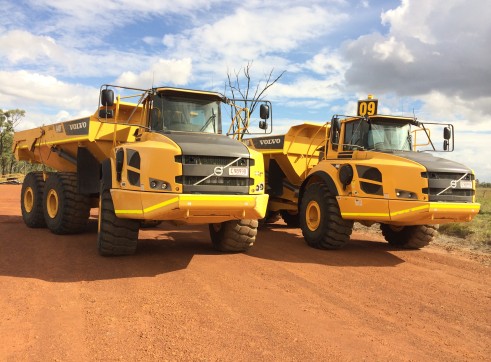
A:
176 176 252 187
421 172 474 202
422 172 474 181
176 155 252 167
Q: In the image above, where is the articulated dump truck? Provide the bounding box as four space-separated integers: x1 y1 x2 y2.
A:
246 97 480 250
13 85 269 255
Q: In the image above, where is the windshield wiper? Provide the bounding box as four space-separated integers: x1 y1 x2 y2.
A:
200 109 216 132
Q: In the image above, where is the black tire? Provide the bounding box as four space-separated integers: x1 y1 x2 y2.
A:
258 211 281 227
43 172 90 234
97 189 140 256
380 224 439 249
299 182 353 249
140 220 162 228
280 210 300 227
209 219 258 252
21 172 46 228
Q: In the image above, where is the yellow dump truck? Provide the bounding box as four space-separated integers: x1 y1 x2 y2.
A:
246 97 480 249
13 85 269 255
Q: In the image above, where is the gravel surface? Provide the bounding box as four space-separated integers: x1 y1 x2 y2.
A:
1 185 489 361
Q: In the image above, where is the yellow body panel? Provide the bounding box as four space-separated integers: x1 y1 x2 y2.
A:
13 101 142 171
338 196 480 225
111 189 268 223
14 90 268 225
251 121 480 227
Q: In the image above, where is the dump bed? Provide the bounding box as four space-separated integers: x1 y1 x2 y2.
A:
13 102 144 172
245 122 329 185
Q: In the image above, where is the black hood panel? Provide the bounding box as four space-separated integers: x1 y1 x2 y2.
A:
164 132 249 158
391 151 472 174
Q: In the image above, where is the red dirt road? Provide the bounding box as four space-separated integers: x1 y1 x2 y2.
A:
0 185 489 361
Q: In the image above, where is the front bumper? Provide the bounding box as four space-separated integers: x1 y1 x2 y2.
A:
337 196 480 225
110 189 269 224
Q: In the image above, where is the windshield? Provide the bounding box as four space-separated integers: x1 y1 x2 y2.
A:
150 94 221 133
343 118 412 151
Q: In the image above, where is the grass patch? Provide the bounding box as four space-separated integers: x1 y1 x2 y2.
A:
438 187 491 249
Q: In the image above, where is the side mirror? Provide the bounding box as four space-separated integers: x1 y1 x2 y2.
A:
101 89 114 107
115 149 124 182
259 120 268 130
99 109 114 118
443 126 451 140
443 139 449 151
331 116 340 144
260 104 270 120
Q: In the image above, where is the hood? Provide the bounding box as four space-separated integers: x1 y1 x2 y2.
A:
163 131 250 158
391 151 472 174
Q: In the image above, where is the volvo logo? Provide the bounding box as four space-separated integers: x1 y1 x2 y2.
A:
450 180 457 188
193 157 243 186
214 166 223 176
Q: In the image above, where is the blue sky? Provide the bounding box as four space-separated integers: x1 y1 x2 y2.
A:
1 0 490 181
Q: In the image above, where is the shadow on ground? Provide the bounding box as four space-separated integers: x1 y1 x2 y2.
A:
0 216 404 282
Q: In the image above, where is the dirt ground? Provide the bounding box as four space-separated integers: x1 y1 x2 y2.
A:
0 185 489 361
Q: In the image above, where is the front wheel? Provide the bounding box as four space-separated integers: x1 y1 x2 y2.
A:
380 224 439 249
299 183 353 249
98 189 140 256
209 219 258 252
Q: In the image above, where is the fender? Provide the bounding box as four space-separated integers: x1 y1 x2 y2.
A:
101 158 112 191
299 171 339 203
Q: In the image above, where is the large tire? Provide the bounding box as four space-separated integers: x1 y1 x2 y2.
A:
380 224 439 249
299 182 353 249
209 219 258 252
280 210 300 228
97 189 140 256
43 172 90 234
258 211 281 227
21 172 46 228
140 220 162 228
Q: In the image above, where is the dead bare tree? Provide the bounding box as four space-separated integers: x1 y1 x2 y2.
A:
226 61 285 114
226 61 285 137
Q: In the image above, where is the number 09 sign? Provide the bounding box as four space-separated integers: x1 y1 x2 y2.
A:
357 99 378 116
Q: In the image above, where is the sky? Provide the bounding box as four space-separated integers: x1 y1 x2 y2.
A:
1 0 490 181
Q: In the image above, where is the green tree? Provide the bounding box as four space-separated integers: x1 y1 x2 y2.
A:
0 109 25 176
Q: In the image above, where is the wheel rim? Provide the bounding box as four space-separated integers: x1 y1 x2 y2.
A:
46 189 59 219
306 200 321 231
24 187 34 213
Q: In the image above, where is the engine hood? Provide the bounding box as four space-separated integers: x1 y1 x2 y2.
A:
163 132 250 158
391 151 472 174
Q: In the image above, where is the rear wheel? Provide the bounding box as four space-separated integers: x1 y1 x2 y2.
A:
209 219 258 252
280 210 300 227
299 182 353 249
43 172 90 234
21 172 46 228
97 189 140 256
380 224 439 249
258 211 281 227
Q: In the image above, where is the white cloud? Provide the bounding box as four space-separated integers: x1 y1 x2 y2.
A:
0 29 164 78
373 36 414 63
163 6 348 70
343 0 491 125
22 0 221 33
0 30 63 64
115 58 193 88
304 49 348 75
0 70 98 126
